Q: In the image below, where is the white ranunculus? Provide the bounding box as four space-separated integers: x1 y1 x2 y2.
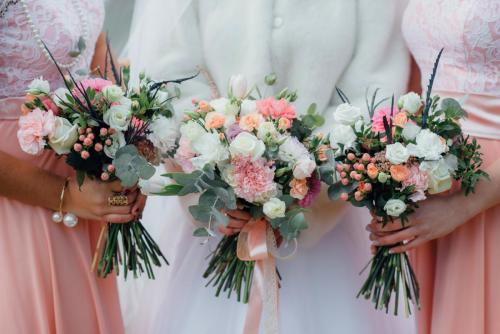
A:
191 132 229 168
229 132 265 160
333 103 363 126
229 74 248 99
139 166 171 195
420 158 452 194
384 199 407 217
398 92 422 114
180 121 206 142
402 122 421 141
278 136 309 162
240 99 257 116
293 158 317 180
48 117 78 154
104 132 126 159
257 121 279 141
53 88 71 108
407 129 447 160
147 116 179 154
26 77 50 95
103 104 132 131
102 85 124 102
329 124 357 153
385 142 410 164
263 198 286 219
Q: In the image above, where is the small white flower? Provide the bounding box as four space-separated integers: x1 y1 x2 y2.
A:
385 142 410 164
191 132 229 168
402 122 421 141
48 117 78 154
102 85 124 102
398 92 422 114
210 98 239 117
229 132 265 160
104 132 126 159
333 103 363 126
103 104 132 131
148 116 179 154
229 74 248 99
293 158 316 180
406 129 447 160
27 77 50 95
278 136 309 162
263 198 286 219
329 124 357 153
180 121 206 142
384 199 407 217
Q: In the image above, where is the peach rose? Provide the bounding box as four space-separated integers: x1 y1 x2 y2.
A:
239 113 263 132
198 100 211 113
205 112 226 129
278 117 292 130
289 178 309 200
367 163 379 179
394 112 408 127
390 164 411 182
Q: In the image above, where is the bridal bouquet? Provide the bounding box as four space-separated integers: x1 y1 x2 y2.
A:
17 46 191 279
328 50 487 314
160 75 336 303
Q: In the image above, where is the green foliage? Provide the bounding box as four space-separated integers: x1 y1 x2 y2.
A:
454 136 489 195
114 145 156 188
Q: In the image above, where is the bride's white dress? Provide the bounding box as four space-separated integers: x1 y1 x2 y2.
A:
119 1 416 333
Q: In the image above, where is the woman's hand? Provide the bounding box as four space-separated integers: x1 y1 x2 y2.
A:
367 193 473 254
64 178 139 224
218 209 252 236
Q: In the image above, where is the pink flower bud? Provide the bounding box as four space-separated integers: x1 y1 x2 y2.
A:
79 135 85 142
341 178 349 186
340 171 347 178
87 133 95 140
78 128 85 135
347 153 356 161
354 191 363 201
105 139 112 146
86 128 92 134
73 143 82 152
370 158 377 164
100 128 108 136
83 138 93 146
362 153 371 162
94 143 103 152
191 98 198 105
356 164 365 172
353 162 360 170
354 173 362 181
340 193 349 201
100 172 109 181
107 164 115 173
81 151 90 160
350 171 358 179
343 164 351 172
364 183 372 192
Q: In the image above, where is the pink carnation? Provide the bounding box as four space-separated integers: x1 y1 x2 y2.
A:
371 106 399 133
257 97 297 120
231 155 277 203
76 78 113 93
174 137 196 173
298 175 321 208
17 108 55 155
402 165 429 202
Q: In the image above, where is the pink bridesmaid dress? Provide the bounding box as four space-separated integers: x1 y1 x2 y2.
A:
403 1 500 333
0 1 124 333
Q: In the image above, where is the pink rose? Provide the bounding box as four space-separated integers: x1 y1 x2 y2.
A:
76 78 113 93
257 97 297 120
17 108 55 155
371 106 399 133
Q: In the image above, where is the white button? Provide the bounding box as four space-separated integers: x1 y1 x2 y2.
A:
273 17 283 28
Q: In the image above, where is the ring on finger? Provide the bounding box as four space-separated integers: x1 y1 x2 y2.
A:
108 195 129 206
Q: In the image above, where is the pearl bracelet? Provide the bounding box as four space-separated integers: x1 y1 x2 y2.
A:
52 178 78 227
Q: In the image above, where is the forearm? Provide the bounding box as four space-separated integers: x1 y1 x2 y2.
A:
91 32 118 79
0 151 64 211
462 158 500 217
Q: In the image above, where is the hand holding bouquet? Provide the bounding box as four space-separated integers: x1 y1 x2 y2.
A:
328 50 488 314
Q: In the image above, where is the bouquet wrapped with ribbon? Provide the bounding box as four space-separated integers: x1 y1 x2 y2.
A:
159 74 336 332
16 43 193 278
328 50 488 314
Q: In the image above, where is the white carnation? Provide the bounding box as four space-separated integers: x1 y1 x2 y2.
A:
148 116 179 154
385 142 410 164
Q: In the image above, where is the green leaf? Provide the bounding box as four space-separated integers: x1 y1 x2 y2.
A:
307 103 317 115
193 227 214 237
188 205 212 223
154 184 184 196
76 170 85 188
210 207 229 226
77 36 87 52
441 98 466 120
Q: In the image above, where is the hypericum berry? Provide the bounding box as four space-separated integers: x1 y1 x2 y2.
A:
340 193 349 201
81 151 90 160
100 172 109 181
79 135 85 142
340 171 347 178
356 164 365 172
350 171 358 179
78 128 85 135
362 153 371 162
347 153 356 161
87 133 95 140
107 164 115 173
105 139 112 146
336 164 344 172
343 164 351 172
73 143 82 152
354 191 363 201
354 173 362 181
99 128 108 136
363 183 372 192
108 128 116 135
341 178 349 186
94 143 103 152
83 138 93 146
86 128 92 134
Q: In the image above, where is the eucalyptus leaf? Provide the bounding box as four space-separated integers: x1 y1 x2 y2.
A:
188 205 212 223
193 227 212 237
210 207 229 226
154 184 184 196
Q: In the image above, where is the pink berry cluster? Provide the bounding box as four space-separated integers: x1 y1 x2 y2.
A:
336 152 376 202
100 163 115 181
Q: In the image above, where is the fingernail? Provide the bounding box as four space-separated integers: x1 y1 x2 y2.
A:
388 249 394 254
372 240 380 246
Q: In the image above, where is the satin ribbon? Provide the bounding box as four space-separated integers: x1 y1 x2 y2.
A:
237 218 279 334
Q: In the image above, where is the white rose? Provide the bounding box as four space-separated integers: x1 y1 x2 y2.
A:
139 165 171 195
385 142 410 164
384 199 407 217
263 198 286 219
180 121 206 142
48 117 78 154
278 136 309 162
333 103 363 126
329 124 357 153
229 132 265 160
53 88 71 108
191 132 229 168
102 85 124 102
103 104 132 131
398 92 422 114
240 99 257 116
402 122 421 141
407 129 447 160
293 158 316 180
104 132 126 159
257 121 279 141
229 74 248 99
419 159 452 194
27 77 50 95
147 116 179 154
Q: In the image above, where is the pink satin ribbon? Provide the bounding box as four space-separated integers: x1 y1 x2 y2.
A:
237 219 279 334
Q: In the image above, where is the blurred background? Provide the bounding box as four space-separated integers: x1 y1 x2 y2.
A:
104 0 135 55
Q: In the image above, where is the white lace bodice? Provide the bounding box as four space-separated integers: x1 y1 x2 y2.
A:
0 0 104 99
403 0 500 95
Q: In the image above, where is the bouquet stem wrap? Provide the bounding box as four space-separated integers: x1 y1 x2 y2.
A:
237 219 279 334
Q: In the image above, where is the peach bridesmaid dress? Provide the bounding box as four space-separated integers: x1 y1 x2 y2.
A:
0 1 124 333
403 1 500 333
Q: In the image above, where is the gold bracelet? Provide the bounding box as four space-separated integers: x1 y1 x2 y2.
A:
51 178 78 228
